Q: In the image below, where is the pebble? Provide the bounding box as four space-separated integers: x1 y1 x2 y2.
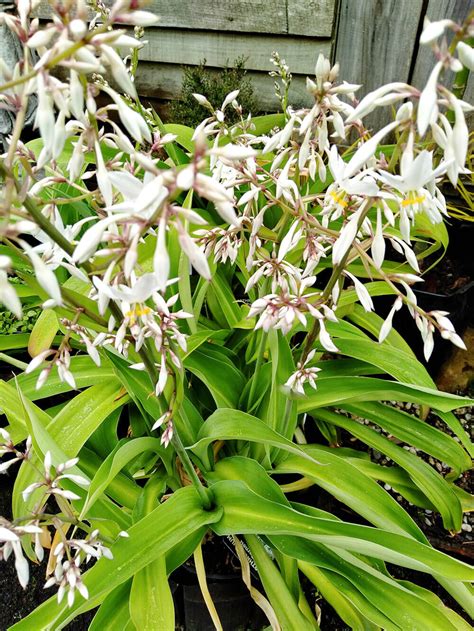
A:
425 518 432 526
461 523 472 533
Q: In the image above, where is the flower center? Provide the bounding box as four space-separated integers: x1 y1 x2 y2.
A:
126 306 151 324
401 194 425 207
330 190 348 208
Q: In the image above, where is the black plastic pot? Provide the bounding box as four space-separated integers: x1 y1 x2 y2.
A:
182 574 264 631
447 220 474 277
175 563 266 631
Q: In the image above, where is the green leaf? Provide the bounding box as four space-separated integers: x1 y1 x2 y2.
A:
0 333 30 351
276 451 425 541
298 562 388 631
207 270 242 328
297 376 472 414
51 382 129 457
13 388 131 536
210 480 473 581
310 409 463 532
11 487 223 631
163 123 195 152
346 401 471 475
14 356 117 401
89 581 132 631
191 408 317 469
130 556 175 631
82 437 173 518
27 309 58 358
185 346 245 409
245 534 314 630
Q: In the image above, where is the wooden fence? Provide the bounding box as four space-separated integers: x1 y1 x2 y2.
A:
36 0 473 119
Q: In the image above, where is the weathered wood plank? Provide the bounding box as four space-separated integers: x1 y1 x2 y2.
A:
135 62 313 110
411 0 473 109
35 0 288 34
287 0 337 37
334 0 425 128
137 28 331 74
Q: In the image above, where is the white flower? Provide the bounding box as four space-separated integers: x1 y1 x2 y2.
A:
284 350 321 395
178 228 211 280
23 245 62 307
419 18 454 45
344 271 374 312
457 42 474 71
332 208 362 266
371 208 386 268
346 83 411 123
378 150 450 226
379 297 403 342
318 320 339 353
417 62 442 137
0 271 22 318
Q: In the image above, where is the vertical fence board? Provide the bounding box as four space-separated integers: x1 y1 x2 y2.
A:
334 0 424 128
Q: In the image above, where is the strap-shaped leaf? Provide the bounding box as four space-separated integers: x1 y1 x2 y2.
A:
346 401 471 475
14 356 116 401
310 409 463 532
210 480 473 581
297 376 472 413
81 437 173 518
196 414 427 541
130 556 175 631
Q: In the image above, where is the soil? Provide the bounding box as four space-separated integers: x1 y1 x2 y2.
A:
0 472 97 630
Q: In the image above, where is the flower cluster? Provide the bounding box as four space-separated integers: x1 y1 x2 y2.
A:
0 0 471 614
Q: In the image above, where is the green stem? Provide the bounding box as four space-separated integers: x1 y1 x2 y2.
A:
0 352 28 370
172 427 213 510
247 330 268 410
301 200 372 360
138 344 213 510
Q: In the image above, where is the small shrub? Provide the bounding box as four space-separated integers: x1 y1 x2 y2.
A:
169 57 256 126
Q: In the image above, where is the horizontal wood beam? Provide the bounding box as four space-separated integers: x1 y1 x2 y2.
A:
136 29 331 74
35 0 336 37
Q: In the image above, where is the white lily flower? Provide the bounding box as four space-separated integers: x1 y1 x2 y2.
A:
346 83 410 123
73 214 129 263
417 61 442 136
457 42 474 71
23 246 62 306
344 271 374 312
221 89 240 110
345 121 399 178
319 320 339 353
379 297 403 342
332 209 362 265
209 145 257 161
378 150 451 225
114 10 160 26
101 46 137 100
371 208 386 268
178 229 211 280
0 271 22 318
419 18 454 45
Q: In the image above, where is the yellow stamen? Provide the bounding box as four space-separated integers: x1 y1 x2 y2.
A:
125 306 151 323
401 195 425 207
330 190 348 208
